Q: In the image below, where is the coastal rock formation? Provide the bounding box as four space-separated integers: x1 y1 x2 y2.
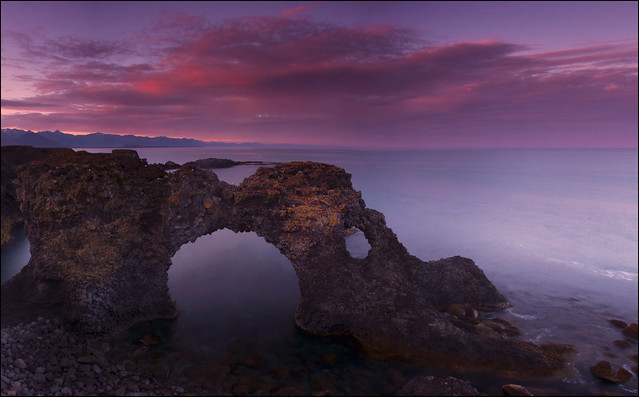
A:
1 147 570 376
1 146 74 246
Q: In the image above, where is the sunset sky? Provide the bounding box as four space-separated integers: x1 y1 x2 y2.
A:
1 1 637 148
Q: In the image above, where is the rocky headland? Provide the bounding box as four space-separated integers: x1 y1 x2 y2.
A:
1 146 586 395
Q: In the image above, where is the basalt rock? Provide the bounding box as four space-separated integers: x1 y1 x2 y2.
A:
1 147 570 376
1 146 74 246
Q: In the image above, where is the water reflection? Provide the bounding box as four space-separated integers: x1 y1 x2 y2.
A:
167 229 300 354
1 227 30 284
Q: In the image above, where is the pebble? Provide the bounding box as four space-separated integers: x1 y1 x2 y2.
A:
13 359 27 370
33 373 46 383
0 316 187 396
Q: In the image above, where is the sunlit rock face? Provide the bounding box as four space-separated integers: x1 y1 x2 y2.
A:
1 148 568 376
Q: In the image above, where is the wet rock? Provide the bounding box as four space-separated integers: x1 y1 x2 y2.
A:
622 323 638 340
502 383 534 396
475 322 499 337
613 340 632 349
448 304 465 317
608 319 628 328
465 306 479 320
397 375 481 396
476 318 523 338
589 360 633 383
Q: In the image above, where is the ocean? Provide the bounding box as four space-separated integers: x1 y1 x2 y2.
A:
2 147 637 395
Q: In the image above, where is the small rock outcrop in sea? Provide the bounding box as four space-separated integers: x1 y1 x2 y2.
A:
1 147 570 376
589 360 633 384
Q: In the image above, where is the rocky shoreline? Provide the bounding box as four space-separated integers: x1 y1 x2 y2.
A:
1 316 192 397
0 315 482 396
3 313 636 396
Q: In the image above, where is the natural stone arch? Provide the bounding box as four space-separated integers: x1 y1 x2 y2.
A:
1 149 570 376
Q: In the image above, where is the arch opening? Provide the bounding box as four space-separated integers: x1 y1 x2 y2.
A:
167 228 300 354
344 227 372 259
1 225 31 285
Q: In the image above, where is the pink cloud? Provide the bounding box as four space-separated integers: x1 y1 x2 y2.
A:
281 5 317 18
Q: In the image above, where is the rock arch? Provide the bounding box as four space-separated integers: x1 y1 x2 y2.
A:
1 149 569 375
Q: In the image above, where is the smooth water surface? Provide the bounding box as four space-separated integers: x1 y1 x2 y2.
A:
2 147 637 395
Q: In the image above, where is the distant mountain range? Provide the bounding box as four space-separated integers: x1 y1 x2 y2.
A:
0 129 262 148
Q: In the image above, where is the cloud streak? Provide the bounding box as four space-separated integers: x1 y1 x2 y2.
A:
2 14 637 147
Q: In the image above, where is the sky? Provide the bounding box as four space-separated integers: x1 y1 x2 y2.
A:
1 1 637 148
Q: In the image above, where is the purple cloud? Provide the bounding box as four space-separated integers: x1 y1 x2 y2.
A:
1 99 56 109
4 30 136 62
2 14 637 147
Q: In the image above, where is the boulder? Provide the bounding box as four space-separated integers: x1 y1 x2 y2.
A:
622 323 638 340
502 383 534 396
589 360 633 383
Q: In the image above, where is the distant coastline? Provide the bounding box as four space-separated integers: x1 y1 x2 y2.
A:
0 128 262 149
3 129 636 151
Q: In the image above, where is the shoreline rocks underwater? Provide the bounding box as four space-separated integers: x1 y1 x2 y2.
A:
1 313 637 396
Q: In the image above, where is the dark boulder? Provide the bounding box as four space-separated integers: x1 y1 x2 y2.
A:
589 360 633 383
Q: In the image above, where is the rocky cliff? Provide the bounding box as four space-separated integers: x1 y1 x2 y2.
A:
1 147 570 376
1 146 74 245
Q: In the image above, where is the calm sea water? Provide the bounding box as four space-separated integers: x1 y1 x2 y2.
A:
2 147 637 395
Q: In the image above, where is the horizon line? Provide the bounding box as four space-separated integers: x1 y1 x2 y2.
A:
2 127 637 151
